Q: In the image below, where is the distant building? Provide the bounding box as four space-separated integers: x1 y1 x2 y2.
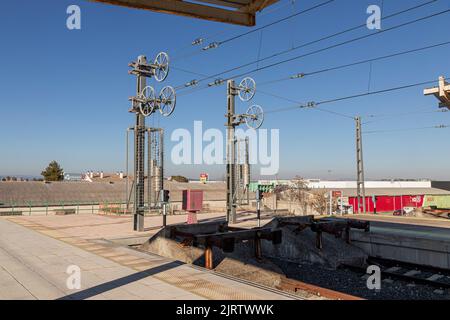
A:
64 173 83 181
200 173 209 184
254 179 450 212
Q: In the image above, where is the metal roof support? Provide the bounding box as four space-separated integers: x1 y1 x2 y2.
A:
90 0 280 26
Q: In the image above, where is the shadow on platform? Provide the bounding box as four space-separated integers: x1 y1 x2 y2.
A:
57 260 182 300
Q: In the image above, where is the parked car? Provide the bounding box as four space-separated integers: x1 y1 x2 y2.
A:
393 209 406 216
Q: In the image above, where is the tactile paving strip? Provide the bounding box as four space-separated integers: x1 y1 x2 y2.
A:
153 271 259 300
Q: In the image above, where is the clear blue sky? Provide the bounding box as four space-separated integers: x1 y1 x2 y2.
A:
0 0 449 180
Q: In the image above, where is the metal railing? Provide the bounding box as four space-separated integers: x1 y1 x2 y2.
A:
0 199 228 217
0 201 131 216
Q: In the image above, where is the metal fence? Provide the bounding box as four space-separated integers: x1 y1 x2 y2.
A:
0 201 134 216
0 199 228 216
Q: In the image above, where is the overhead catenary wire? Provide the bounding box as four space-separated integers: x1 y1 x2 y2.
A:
177 39 448 98
262 90 447 122
363 106 436 118
171 66 209 78
316 79 442 106
178 0 440 82
362 109 449 125
257 89 355 119
174 0 442 90
261 99 449 136
175 7 450 93
258 40 450 86
171 0 336 62
363 124 450 134
170 0 300 60
218 0 336 46
261 76 448 115
232 9 450 86
178 77 447 138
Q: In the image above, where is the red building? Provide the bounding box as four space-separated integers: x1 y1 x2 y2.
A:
349 194 424 213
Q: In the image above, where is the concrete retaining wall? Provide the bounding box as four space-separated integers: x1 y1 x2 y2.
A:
351 228 450 269
261 217 367 269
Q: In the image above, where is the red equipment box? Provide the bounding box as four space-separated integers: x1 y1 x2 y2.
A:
182 190 203 212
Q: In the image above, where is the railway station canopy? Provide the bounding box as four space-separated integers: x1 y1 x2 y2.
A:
90 0 279 26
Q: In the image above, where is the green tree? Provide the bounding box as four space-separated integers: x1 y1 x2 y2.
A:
171 175 189 183
41 161 64 181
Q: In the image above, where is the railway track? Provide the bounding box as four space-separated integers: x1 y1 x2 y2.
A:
343 257 450 289
278 277 363 300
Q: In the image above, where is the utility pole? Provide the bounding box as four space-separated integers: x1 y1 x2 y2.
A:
133 55 146 232
424 76 450 109
226 80 237 224
128 52 174 231
224 77 263 224
355 116 366 214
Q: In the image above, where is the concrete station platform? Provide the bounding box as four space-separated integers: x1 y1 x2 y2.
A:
0 213 297 300
336 215 450 269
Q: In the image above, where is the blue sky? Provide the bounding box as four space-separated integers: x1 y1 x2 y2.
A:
0 0 449 180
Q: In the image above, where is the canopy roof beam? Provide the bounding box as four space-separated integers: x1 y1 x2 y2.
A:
90 0 280 26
